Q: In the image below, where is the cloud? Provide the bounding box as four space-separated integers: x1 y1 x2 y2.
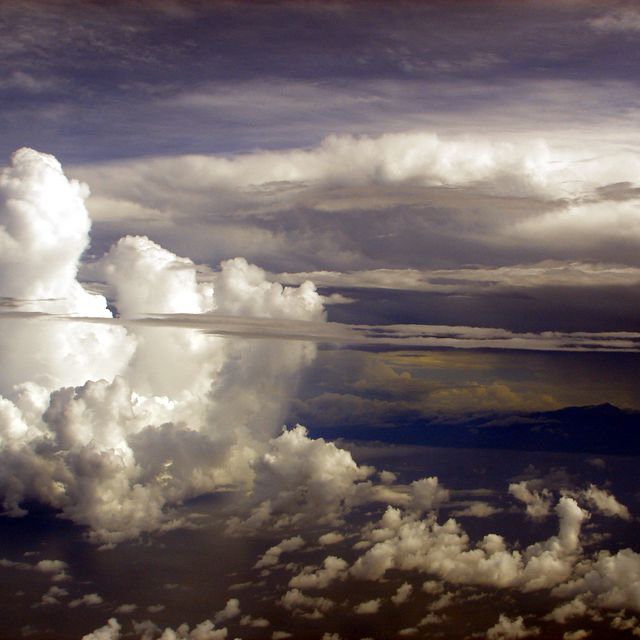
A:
228 426 374 533
450 501 500 518
553 547 640 612
37 585 68 606
115 603 137 614
509 481 553 519
240 614 269 627
422 580 444 595
0 149 326 542
81 618 121 640
0 147 134 395
255 536 305 568
350 497 588 593
275 262 640 294
73 131 640 225
66 126 640 279
589 10 640 33
353 598 381 614
511 199 640 250
213 599 240 624
563 631 591 640
391 582 413 605
418 612 446 626
85 618 229 640
485 614 540 639
580 485 631 520
69 593 103 608
428 591 456 612
0 556 69 582
279 588 335 617
544 596 588 624
610 613 640 634
289 556 349 590
318 532 344 546
410 476 449 512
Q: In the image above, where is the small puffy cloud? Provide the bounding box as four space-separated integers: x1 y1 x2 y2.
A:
255 536 305 568
418 612 446 626
581 485 630 520
35 560 68 574
38 585 68 606
379 470 397 484
132 619 228 640
544 596 588 624
240 615 269 627
279 589 335 617
289 556 348 590
610 614 640 633
563 630 591 640
509 482 553 519
271 633 292 640
81 618 121 640
213 599 240 624
485 614 540 639
428 592 456 612
410 476 449 512
0 556 69 583
353 599 381 615
147 604 165 613
69 593 103 608
450 502 499 518
422 580 444 595
391 582 413 605
114 603 137 614
318 532 344 546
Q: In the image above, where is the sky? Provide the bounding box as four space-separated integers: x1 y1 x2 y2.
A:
0 1 640 639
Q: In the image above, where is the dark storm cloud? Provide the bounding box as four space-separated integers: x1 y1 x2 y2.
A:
2 0 640 161
322 283 640 333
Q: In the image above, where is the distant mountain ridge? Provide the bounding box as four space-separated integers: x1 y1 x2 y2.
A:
310 403 640 455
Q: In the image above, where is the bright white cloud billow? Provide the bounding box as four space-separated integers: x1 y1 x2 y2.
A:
350 497 588 592
69 129 640 274
73 131 640 217
0 148 134 394
0 148 326 541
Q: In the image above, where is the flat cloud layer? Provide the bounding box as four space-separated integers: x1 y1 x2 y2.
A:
65 127 640 340
70 129 640 272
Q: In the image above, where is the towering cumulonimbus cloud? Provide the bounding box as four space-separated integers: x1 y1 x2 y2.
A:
0 148 325 541
0 148 135 394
